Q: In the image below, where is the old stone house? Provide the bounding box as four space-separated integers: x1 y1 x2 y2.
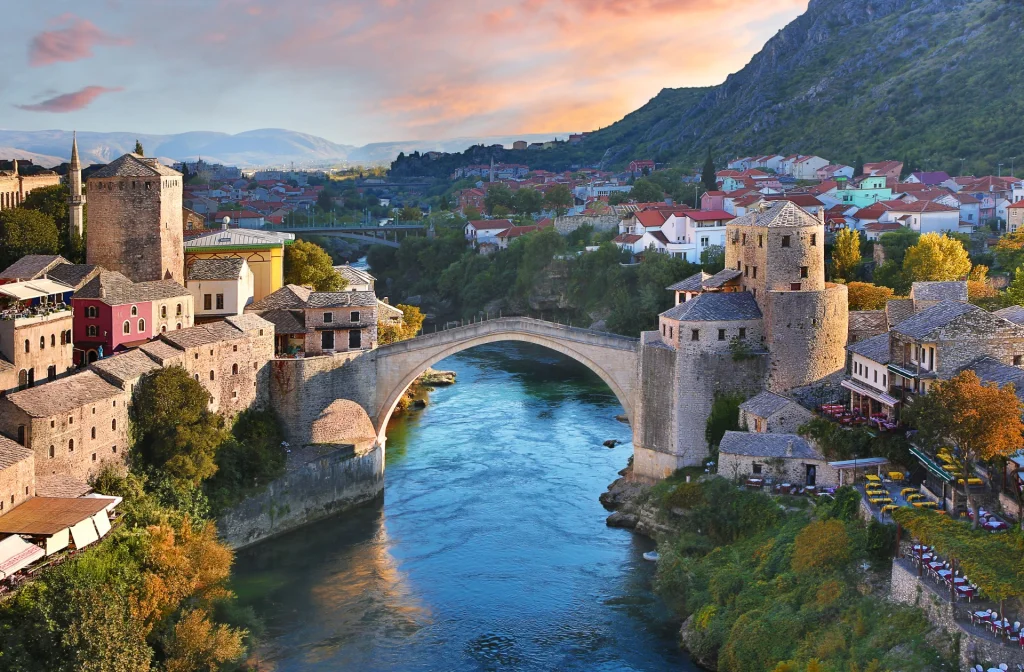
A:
0 279 75 394
0 435 33 515
186 258 255 322
718 431 838 487
738 390 813 434
247 284 379 356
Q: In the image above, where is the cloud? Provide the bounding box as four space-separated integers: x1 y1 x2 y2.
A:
29 15 132 67
15 86 124 113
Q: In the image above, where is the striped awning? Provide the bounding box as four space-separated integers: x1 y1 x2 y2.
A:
0 535 44 579
841 378 899 406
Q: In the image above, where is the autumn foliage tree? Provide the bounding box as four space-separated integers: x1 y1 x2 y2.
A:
377 304 426 345
831 228 862 281
846 282 894 310
904 371 1024 526
902 232 972 282
791 519 851 573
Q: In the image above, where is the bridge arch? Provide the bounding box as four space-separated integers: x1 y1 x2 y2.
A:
372 318 639 445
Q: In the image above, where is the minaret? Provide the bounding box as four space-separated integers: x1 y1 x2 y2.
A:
68 132 85 239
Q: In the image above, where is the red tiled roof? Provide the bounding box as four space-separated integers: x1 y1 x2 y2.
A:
614 234 642 244
467 219 514 230
765 194 823 207
649 231 670 245
864 222 903 232
687 210 735 221
1008 200 1024 209
883 200 958 213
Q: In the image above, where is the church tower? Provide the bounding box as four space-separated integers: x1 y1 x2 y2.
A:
68 132 85 240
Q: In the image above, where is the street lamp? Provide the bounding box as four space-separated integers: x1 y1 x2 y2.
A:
1011 157 1017 178
958 158 966 177
999 163 1004 178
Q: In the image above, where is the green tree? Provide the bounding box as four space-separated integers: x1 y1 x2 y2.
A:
854 154 864 177
399 205 423 221
701 245 725 274
484 183 514 215
1005 266 1024 306
543 184 574 216
705 393 746 451
316 189 336 212
877 228 920 266
630 178 664 204
284 240 347 290
0 208 60 268
512 187 543 215
463 206 482 221
702 146 717 192
608 191 629 206
902 232 972 282
203 409 287 513
130 367 231 486
831 228 862 280
134 139 144 156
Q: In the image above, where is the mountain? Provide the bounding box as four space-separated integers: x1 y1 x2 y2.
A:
0 129 570 169
549 0 1024 174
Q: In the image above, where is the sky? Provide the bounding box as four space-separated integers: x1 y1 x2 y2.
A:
0 0 809 146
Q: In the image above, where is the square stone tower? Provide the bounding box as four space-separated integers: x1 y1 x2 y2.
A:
86 154 184 284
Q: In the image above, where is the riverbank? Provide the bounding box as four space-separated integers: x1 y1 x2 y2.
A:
393 368 457 413
601 467 958 671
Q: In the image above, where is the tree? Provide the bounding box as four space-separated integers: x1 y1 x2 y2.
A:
846 282 894 310
463 206 482 221
701 245 725 274
491 204 511 218
512 187 543 215
630 178 664 204
131 367 230 486
902 232 972 282
163 609 246 672
854 155 864 177
316 189 335 212
993 231 1024 272
877 228 920 266
543 184 574 216
872 260 911 295
608 191 629 206
831 228 862 281
484 183 513 215
904 371 1024 527
0 208 60 268
1005 266 1024 306
399 205 423 221
377 304 426 345
134 139 144 156
284 240 347 290
792 519 851 573
701 146 717 193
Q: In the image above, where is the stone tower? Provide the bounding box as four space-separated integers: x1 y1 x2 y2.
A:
68 132 85 240
85 153 185 284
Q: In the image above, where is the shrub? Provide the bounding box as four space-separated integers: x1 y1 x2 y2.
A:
791 520 851 573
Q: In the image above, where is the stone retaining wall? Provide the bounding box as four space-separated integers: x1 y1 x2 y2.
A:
553 214 619 235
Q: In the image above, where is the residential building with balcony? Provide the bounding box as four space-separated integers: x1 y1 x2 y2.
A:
0 279 75 394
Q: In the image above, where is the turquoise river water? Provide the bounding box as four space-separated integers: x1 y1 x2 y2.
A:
233 343 695 671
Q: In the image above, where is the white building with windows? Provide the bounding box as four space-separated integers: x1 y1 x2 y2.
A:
186 258 255 321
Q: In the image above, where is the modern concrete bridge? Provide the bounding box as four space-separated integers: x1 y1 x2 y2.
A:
372 317 640 440
266 224 426 248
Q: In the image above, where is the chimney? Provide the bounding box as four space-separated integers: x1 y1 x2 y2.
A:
785 440 794 457
99 286 106 299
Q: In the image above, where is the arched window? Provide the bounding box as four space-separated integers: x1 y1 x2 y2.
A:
50 334 55 347
232 363 238 375
209 370 215 381
24 339 29 353
87 325 98 337
66 330 72 344
193 373 199 381
138 319 145 332
176 323 182 330
161 325 166 333
60 331 66 346
161 305 167 318
91 427 96 439
48 445 55 459
39 336 45 350
111 419 117 431
130 305 138 317
176 303 182 316
68 439 74 452
123 321 131 334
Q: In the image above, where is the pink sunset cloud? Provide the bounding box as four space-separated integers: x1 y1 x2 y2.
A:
29 15 132 67
15 86 124 113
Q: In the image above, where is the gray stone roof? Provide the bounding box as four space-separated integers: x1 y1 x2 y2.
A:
885 298 915 328
728 200 820 228
911 281 968 303
257 309 306 334
34 475 92 498
4 371 122 418
75 272 189 305
995 305 1024 325
307 291 377 309
162 321 245 349
849 310 888 338
661 291 762 322
224 313 273 334
335 265 375 288
0 254 67 281
184 229 292 249
718 431 823 460
0 435 32 470
248 284 312 311
139 340 184 364
186 258 245 281
964 356 1024 400
667 271 710 292
91 350 162 387
739 391 797 419
48 263 101 290
89 153 181 178
892 301 980 339
847 332 891 365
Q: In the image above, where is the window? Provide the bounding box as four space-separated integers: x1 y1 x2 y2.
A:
883 374 887 387
68 416 73 425
718 329 726 341
176 303 182 316
233 345 238 352
60 331 66 346
161 325 166 333
209 370 215 381
87 325 97 337
50 334 56 347
700 236 709 247
68 439 74 452
161 305 167 318
232 363 238 375
662 324 666 336
800 266 808 278
1015 355 1023 366
874 370 878 383
17 425 25 444
232 390 238 399
349 329 362 349
86 305 97 318
758 234 763 247
24 339 29 353
194 373 199 381
91 427 96 439
204 294 212 311
321 330 335 350
741 233 747 245
112 446 117 454
691 329 700 341
810 233 817 246
177 323 182 330
92 453 97 462
744 265 749 277
752 266 757 279
40 336 45 350
51 419 55 428
669 326 674 339
111 419 117 431
216 294 224 310
351 311 360 323
138 319 145 332
752 463 762 474
790 283 801 291
123 321 131 334
130 305 138 317
48 445 54 459
738 327 746 339
781 235 791 247
324 312 334 324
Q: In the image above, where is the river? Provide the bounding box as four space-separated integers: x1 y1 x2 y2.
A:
233 343 694 671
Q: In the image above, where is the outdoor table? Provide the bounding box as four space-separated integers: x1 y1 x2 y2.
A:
983 520 1009 531
888 471 904 482
992 619 1010 636
881 504 899 515
937 569 952 580
956 586 976 601
745 478 764 488
903 488 920 499
970 611 992 626
927 562 944 574
865 474 881 483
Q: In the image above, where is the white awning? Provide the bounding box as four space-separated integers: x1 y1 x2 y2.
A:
0 535 44 579
69 519 99 550
828 457 890 470
92 511 111 538
841 379 899 406
45 528 69 556
0 279 72 301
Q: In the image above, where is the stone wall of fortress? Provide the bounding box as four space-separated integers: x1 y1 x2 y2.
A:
765 283 849 392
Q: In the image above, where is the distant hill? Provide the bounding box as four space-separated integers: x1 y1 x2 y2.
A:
547 0 1024 174
0 129 570 169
